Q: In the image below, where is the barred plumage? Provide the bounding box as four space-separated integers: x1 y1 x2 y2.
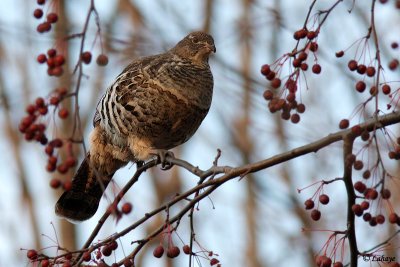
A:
55 31 216 221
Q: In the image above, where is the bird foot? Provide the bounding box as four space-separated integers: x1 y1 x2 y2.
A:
151 149 175 170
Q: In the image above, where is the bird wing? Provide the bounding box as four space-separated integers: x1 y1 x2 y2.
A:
92 54 161 127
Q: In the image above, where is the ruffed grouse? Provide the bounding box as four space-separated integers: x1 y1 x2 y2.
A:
55 31 216 221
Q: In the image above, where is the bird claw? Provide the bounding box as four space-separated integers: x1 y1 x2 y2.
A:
151 150 175 170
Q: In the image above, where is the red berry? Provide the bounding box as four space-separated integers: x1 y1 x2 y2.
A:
348 60 358 71
51 66 64 77
363 212 372 222
37 0 45 4
58 108 69 119
37 54 47 64
183 245 191 255
354 181 366 193
57 164 69 174
369 86 376 97
27 249 38 260
389 213 398 224
353 160 364 170
50 178 61 189
38 106 48 115
366 66 376 77
357 64 367 74
81 51 92 64
300 63 308 71
310 209 321 221
153 245 164 258
297 103 306 113
362 170 371 179
263 90 273 100
290 113 300 124
266 71 276 81
298 52 308 61
271 78 281 88
360 200 369 210
123 259 133 267
49 96 60 105
37 22 51 33
319 194 329 205
33 8 43 19
210 258 220 266
47 49 57 58
121 202 133 214
57 87 68 96
102 245 112 257
376 214 385 224
41 259 50 267
109 240 118 250
63 180 72 191
304 199 314 210
47 13 58 23
312 64 321 74
392 42 399 49
96 54 109 66
54 55 65 66
351 204 363 216
65 157 77 168
361 130 370 141
26 104 37 115
261 64 271 76
382 84 391 95
309 42 318 52
293 29 307 40
166 246 180 258
35 97 45 107
339 119 349 129
335 51 344 58
355 81 366 92
333 262 344 267
82 252 91 262
389 59 399 70
381 188 391 199
50 138 63 148
292 58 302 68
351 125 362 135
307 31 317 40
365 188 378 200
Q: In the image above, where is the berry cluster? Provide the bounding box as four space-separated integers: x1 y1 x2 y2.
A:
18 88 80 189
106 201 133 222
304 193 330 222
152 226 221 266
261 27 322 123
37 49 66 77
315 255 344 267
33 0 59 34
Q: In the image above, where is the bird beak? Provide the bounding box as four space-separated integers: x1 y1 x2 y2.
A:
206 43 216 53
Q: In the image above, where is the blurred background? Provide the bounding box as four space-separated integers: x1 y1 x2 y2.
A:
1 0 400 266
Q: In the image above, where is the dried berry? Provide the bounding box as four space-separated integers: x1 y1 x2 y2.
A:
312 64 321 74
335 51 344 58
304 199 314 210
96 54 109 66
319 194 329 205
166 246 180 258
121 202 132 214
153 245 164 258
310 209 321 221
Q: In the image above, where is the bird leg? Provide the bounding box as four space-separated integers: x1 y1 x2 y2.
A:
150 149 175 170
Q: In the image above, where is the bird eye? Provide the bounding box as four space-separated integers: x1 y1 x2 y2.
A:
191 37 199 44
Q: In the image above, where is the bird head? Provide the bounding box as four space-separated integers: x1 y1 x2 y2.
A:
171 31 216 64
